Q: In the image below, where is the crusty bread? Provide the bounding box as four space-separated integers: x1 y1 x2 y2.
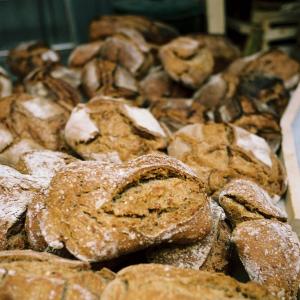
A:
147 201 231 273
101 263 277 300
7 41 60 78
24 66 81 112
159 37 214 89
0 250 115 300
40 153 211 262
0 93 69 163
168 123 286 197
81 59 138 99
232 219 300 300
219 179 287 226
64 98 168 161
0 165 43 250
15 150 78 251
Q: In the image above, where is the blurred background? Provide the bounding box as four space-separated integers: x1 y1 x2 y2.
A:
1 0 300 64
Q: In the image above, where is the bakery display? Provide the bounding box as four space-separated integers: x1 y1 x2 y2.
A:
1 13 300 300
168 123 287 197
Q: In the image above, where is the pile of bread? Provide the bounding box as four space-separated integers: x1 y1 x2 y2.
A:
0 15 299 300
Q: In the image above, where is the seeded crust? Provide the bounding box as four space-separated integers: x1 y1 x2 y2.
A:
0 165 43 251
147 201 230 272
0 93 69 157
0 250 115 300
101 263 277 300
168 123 286 197
64 98 168 161
232 220 300 300
219 179 287 226
7 41 60 78
40 154 211 262
159 37 214 89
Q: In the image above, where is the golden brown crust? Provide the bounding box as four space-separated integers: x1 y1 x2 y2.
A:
40 153 211 262
168 123 287 197
232 220 300 300
101 264 277 300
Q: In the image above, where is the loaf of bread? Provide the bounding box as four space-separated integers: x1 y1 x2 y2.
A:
0 165 42 250
159 37 214 89
219 179 287 226
0 94 69 163
232 219 300 300
24 66 81 112
190 34 240 73
64 98 167 161
68 41 103 68
7 41 60 78
99 28 153 77
168 123 287 197
40 154 211 262
139 66 192 105
81 59 138 99
101 263 277 300
0 250 115 300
